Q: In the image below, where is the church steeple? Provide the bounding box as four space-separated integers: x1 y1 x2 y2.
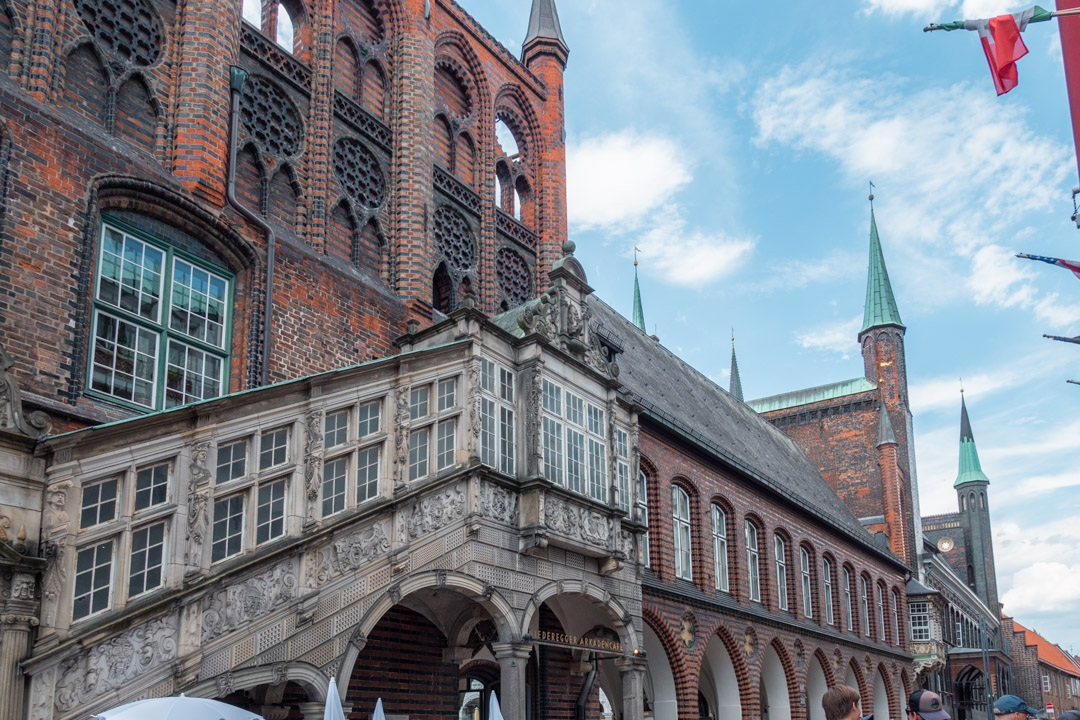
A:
632 254 646 333
955 393 990 487
861 205 905 335
729 334 744 401
522 0 569 67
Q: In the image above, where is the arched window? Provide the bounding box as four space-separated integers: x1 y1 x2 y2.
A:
712 504 729 592
90 217 233 410
891 589 901 646
877 582 887 641
861 575 872 636
275 3 295 50
960 494 966 511
822 557 835 625
774 534 788 611
843 566 854 631
638 470 650 567
673 487 692 581
800 546 814 619
745 521 761 602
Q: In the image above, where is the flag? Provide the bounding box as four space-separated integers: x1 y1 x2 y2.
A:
929 6 1054 95
1016 253 1080 279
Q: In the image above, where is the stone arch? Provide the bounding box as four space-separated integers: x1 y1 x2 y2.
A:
361 59 387 121
846 656 869 708
114 73 160 154
455 131 477 189
874 662 896 720
354 216 383 277
333 35 361 101
759 636 798 720
699 622 750 720
433 31 488 108
807 649 834 720
434 56 473 120
900 667 913 703
0 0 21 74
184 661 329 703
336 569 519 696
61 41 111 124
642 608 682 720
266 161 302 233
521 579 635 651
328 199 358 263
494 84 543 161
235 141 265 216
433 113 453 171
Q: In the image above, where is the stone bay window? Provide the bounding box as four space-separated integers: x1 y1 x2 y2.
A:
30 246 646 719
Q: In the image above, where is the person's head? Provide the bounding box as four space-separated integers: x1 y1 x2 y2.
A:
908 690 950 720
823 684 862 720
993 695 1039 720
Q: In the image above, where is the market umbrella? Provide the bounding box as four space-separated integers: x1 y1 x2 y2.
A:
372 698 387 720
323 677 346 720
488 691 504 720
92 694 264 720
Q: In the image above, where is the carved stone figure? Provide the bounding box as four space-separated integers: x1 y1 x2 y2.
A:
478 480 517 525
186 440 212 567
334 522 391 571
43 486 69 531
526 365 543 471
201 563 298 642
394 387 409 487
743 626 757 659
580 511 611 545
544 496 579 537
467 359 481 443
55 614 179 712
10 572 34 600
679 612 696 648
304 409 324 504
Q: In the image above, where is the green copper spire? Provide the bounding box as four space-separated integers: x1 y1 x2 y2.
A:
729 334 744 401
955 393 990 487
632 255 646 333
861 203 905 334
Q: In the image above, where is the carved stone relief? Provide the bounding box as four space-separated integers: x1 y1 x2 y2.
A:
304 410 324 522
544 495 612 547
394 385 409 488
467 359 481 450
10 571 34 600
201 562 298 642
679 612 696 648
397 483 466 543
478 480 517 525
333 521 391 572
186 440 212 568
55 614 179 712
743 626 758 659
525 364 543 474
0 343 52 438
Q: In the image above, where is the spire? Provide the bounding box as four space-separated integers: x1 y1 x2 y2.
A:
632 252 646 333
729 333 744 401
955 393 990 487
861 197 905 335
877 396 897 446
522 0 568 64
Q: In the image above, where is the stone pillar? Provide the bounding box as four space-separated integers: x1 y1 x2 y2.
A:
492 642 532 720
0 608 38 719
616 655 648 720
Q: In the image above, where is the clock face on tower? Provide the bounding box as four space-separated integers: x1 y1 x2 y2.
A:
937 537 954 553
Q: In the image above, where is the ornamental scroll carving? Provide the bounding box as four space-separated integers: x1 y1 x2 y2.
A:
478 480 518 525
398 483 466 543
0 343 51 438
201 563 297 642
55 614 179 712
186 440 211 567
394 386 409 488
333 521 391 572
544 495 612 546
526 365 542 473
516 283 620 380
467 359 481 445
304 410 324 501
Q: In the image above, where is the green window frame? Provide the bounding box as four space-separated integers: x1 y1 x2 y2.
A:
88 217 234 411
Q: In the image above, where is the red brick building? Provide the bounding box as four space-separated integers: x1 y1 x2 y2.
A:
1004 618 1080 716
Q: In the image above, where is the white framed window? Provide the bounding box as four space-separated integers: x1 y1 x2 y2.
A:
212 493 245 562
891 591 900 645
1043 675 1052 693
673 487 692 581
134 461 169 512
408 374 461 481
128 521 166 598
259 427 290 470
73 540 114 620
324 409 349 448
80 477 119 529
322 456 348 517
478 361 515 475
89 220 232 410
877 583 887 641
255 479 286 544
823 558 835 625
357 446 380 504
775 535 788 611
637 470 650 567
800 547 814 618
615 428 631 511
861 576 872 636
910 601 930 641
712 505 729 592
746 521 761 602
216 439 248 483
541 378 607 502
843 567 854 631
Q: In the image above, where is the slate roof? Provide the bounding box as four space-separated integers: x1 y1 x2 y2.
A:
523 0 567 50
582 297 898 562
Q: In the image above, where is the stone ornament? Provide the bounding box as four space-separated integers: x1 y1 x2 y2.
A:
793 638 805 670
544 495 612 546
333 521 391 572
304 410 324 523
742 626 757 659
398 483 466 543
201 563 298 642
72 0 165 67
186 440 212 568
55 614 179 712
496 247 531 309
394 386 409 487
679 612 696 648
833 648 843 674
11 571 34 600
525 365 542 472
478 480 518 525
467 359 481 443
0 343 52 438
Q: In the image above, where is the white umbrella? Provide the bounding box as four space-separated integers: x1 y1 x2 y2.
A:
92 694 264 720
323 677 346 720
372 698 387 720
488 691 504 720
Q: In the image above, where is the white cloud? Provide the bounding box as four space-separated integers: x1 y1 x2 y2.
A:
862 0 952 17
751 64 1075 328
794 315 862 359
997 518 1080 617
632 204 756 287
566 131 691 231
862 0 1034 18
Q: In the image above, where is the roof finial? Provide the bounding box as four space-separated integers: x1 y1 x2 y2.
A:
729 330 744 402
869 180 875 207
861 191 905 335
960 377 964 394
632 248 646 333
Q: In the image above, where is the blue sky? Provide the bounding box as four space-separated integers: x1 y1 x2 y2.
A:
462 0 1080 649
